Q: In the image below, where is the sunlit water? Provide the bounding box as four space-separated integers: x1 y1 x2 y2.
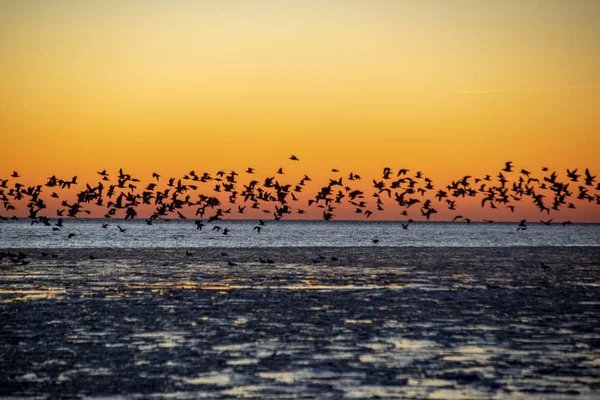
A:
1 219 599 248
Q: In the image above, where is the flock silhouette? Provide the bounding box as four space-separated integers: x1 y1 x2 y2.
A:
1 157 598 266
0 157 598 242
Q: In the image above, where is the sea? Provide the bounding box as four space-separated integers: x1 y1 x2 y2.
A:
1 219 599 248
1 220 600 399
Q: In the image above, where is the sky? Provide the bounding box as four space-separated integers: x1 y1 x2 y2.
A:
1 1 599 221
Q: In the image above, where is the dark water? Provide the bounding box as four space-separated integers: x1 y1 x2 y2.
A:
1 247 600 399
1 219 599 248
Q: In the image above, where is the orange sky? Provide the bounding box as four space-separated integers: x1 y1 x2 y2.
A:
1 1 599 221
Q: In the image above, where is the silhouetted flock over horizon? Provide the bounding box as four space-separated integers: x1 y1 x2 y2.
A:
1 158 599 239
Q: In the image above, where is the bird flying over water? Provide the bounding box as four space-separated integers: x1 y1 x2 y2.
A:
1 156 597 234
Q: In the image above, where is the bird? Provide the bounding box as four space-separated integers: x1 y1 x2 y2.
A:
541 219 552 225
566 169 580 182
253 226 262 233
289 155 300 161
584 169 596 186
194 220 205 230
117 225 127 233
67 233 76 239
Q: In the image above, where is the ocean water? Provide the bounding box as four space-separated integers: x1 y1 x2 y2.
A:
2 220 600 399
1 219 599 248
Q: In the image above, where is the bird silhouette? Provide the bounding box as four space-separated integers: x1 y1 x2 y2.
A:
2 156 598 239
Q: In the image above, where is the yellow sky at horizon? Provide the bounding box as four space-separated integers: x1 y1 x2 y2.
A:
1 1 599 220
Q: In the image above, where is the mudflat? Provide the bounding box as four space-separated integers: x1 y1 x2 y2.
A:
1 247 599 398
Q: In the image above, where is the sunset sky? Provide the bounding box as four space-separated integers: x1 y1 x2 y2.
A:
1 1 599 221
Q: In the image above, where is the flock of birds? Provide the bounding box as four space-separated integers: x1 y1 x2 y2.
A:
1 157 598 266
0 157 598 242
